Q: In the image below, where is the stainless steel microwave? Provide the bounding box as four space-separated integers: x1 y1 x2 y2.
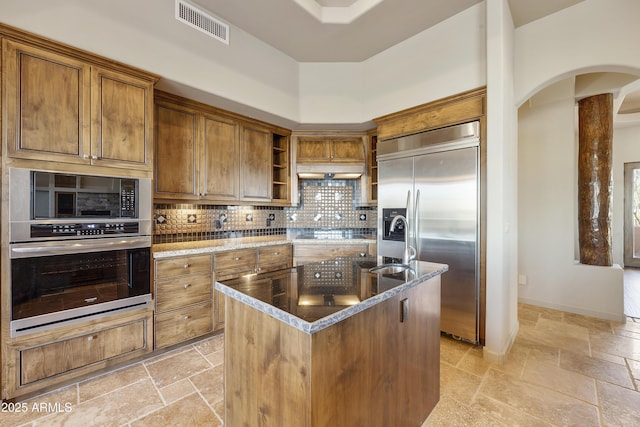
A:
9 168 152 243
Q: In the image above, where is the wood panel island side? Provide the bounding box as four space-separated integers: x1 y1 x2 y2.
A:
215 256 447 426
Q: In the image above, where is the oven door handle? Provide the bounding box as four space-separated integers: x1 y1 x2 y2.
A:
10 236 151 258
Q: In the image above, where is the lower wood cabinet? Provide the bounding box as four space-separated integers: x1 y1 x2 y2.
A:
213 244 292 330
20 321 146 385
257 244 293 273
223 273 441 426
214 248 258 280
154 254 214 349
154 302 213 349
293 242 372 266
6 308 153 400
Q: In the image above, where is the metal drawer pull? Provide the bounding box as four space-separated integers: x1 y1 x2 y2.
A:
184 315 191 321
183 263 190 269
87 334 98 342
85 297 98 303
234 257 240 261
184 283 191 289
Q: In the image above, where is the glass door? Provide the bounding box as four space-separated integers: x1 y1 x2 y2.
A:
624 162 640 267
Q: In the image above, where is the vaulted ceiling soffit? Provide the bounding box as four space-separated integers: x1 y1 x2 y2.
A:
293 0 384 23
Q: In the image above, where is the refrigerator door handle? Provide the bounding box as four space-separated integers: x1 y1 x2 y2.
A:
414 189 420 258
406 190 417 262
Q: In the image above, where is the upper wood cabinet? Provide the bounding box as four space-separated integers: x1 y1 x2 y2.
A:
2 37 155 172
374 87 486 141
154 91 291 205
154 101 199 198
297 136 364 163
272 134 290 204
241 126 272 201
202 114 240 200
366 130 378 205
90 67 152 169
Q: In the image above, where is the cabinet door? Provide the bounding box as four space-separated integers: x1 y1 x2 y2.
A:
214 287 225 331
330 137 365 162
202 114 239 200
241 126 272 201
91 67 153 170
20 319 146 385
297 137 330 163
155 302 213 349
154 102 199 198
2 39 91 163
155 273 212 313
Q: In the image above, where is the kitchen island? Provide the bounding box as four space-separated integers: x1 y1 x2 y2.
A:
215 256 447 426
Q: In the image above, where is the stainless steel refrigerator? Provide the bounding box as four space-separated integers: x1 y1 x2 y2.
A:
377 121 480 344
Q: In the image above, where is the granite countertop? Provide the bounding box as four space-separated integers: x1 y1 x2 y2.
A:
153 233 376 258
215 256 448 334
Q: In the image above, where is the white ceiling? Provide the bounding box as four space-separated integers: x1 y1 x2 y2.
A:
195 0 584 62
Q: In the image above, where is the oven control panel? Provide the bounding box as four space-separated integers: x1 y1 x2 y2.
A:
30 222 140 238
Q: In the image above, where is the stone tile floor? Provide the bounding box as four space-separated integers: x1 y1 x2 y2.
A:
2 303 639 426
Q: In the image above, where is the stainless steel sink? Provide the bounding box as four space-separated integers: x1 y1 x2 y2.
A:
368 263 412 275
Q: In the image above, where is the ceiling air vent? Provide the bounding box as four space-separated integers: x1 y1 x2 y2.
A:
175 0 229 45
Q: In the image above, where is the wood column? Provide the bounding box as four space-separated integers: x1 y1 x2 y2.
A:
578 93 613 266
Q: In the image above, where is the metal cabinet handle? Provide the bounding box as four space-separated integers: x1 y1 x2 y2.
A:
91 155 98 160
184 283 191 289
87 334 98 342
183 263 190 269
234 257 240 261
400 298 409 323
82 154 89 159
184 315 190 321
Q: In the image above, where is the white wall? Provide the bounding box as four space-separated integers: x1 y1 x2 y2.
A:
0 0 487 128
296 3 487 125
484 0 518 362
515 0 640 107
361 2 486 121
298 62 367 124
517 92 624 321
514 0 640 321
0 0 302 126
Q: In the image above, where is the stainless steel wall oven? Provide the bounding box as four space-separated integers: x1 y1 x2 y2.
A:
9 168 153 337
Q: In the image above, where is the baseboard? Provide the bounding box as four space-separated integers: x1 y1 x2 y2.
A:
518 297 626 322
483 320 519 364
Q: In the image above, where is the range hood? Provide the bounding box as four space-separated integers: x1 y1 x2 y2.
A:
296 163 364 179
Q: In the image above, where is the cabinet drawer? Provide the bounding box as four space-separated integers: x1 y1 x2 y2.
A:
214 249 256 279
293 243 368 265
155 273 212 313
257 244 292 272
155 303 213 348
20 319 147 385
155 254 211 278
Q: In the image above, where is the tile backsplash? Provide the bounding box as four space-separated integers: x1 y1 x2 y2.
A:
286 179 375 229
154 179 376 244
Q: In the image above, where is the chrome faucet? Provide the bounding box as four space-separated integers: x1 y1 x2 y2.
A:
390 214 416 265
